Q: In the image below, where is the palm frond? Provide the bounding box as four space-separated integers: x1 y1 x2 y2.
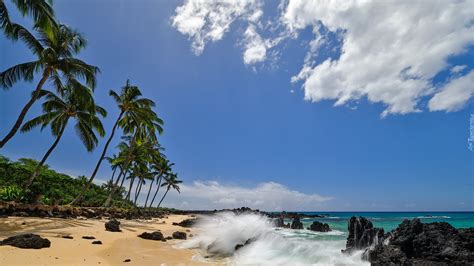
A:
0 61 41 88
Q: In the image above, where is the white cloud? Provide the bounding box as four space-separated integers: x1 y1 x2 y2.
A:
282 0 474 116
171 0 266 60
428 70 474 112
159 180 332 211
172 0 474 115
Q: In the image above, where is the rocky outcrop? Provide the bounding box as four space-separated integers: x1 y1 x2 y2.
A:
274 217 285 227
307 221 331 232
367 219 474 265
105 218 121 232
0 233 51 249
343 216 385 254
172 218 198 228
138 231 165 241
290 217 304 229
172 231 187 240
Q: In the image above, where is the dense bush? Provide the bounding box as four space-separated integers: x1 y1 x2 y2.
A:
0 155 132 207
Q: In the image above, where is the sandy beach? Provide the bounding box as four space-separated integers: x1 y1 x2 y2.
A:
0 215 206 265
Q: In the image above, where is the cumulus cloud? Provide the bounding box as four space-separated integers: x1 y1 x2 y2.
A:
283 0 474 116
428 70 474 112
172 0 474 115
158 180 332 211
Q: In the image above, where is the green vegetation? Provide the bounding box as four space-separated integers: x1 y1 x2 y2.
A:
0 0 182 209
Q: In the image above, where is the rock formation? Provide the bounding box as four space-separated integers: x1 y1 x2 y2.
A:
307 221 331 232
0 233 51 249
343 216 385 254
105 218 121 232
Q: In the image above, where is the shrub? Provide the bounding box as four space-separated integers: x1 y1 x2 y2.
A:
0 185 25 201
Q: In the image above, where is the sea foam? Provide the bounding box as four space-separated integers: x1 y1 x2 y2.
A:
178 212 368 265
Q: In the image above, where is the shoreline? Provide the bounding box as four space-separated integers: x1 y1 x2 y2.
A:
0 215 207 265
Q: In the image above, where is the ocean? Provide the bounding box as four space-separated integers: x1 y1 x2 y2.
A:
179 211 474 265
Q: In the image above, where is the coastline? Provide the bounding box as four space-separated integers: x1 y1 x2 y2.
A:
0 215 206 265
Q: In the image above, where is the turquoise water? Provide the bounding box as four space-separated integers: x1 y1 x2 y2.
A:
285 212 474 242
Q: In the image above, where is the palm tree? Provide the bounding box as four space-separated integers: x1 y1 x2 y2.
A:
0 22 99 148
157 173 182 208
70 80 163 205
147 158 173 208
21 82 106 188
1 0 55 36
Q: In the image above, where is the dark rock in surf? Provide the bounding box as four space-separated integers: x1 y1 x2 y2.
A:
290 217 304 229
307 221 331 232
105 218 121 232
235 238 254 251
172 231 187 240
343 216 385 254
274 217 285 227
0 233 51 249
172 218 198 228
368 219 474 265
138 231 164 241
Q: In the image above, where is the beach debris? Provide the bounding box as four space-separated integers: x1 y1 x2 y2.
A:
92 240 102 245
342 216 385 254
0 233 51 249
123 259 131 262
307 221 331 232
105 218 121 232
172 231 187 240
82 236 96 240
290 217 303 229
61 235 73 239
138 231 164 241
172 218 197 228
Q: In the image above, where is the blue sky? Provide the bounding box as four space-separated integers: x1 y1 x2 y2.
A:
1 0 473 211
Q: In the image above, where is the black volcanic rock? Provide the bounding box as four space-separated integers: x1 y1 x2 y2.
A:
0 233 51 249
307 221 331 232
172 231 187 240
138 231 164 241
290 217 304 229
105 218 121 232
172 218 198 228
343 216 385 254
274 217 285 227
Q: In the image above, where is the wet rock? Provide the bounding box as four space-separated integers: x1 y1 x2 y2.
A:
290 217 304 229
82 236 96 240
172 231 187 240
235 238 254 250
138 231 164 241
92 240 102 245
343 216 385 254
274 217 285 227
307 221 331 232
368 219 474 265
0 233 51 249
105 218 121 232
172 218 197 228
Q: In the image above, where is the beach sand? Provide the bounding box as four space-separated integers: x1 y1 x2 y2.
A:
0 214 207 265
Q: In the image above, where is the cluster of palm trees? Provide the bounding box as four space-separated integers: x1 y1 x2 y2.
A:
0 0 181 208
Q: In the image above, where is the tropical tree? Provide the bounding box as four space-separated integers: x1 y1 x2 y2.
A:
70 80 163 205
156 173 182 208
0 21 99 148
21 82 106 188
147 157 173 208
0 0 55 36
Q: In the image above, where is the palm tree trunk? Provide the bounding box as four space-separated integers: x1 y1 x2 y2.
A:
149 174 163 207
69 111 124 205
143 177 155 208
108 167 117 186
133 178 143 206
126 176 135 201
0 69 51 149
157 187 170 208
103 166 124 207
25 123 66 188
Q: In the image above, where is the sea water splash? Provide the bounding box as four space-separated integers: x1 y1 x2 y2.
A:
178 212 368 265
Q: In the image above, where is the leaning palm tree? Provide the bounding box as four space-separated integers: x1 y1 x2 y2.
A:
70 80 163 205
21 82 106 188
147 157 173 208
1 0 55 36
156 173 182 208
0 22 99 148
